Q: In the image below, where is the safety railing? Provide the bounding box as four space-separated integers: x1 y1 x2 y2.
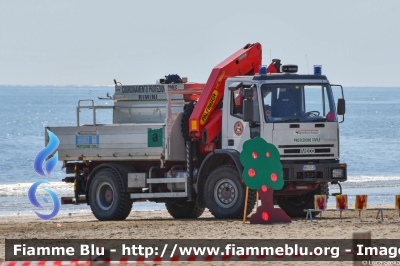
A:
76 100 113 126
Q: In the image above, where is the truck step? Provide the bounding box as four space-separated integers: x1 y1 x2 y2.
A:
61 196 87 204
146 177 186 184
131 192 187 199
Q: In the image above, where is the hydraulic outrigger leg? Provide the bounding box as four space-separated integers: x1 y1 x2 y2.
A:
186 141 194 202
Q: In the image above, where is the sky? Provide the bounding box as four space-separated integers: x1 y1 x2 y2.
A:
1 0 399 87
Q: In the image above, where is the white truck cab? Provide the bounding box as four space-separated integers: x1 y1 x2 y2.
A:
221 71 346 216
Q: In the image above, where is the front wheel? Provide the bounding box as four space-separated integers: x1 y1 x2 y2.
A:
277 182 329 217
204 165 256 219
89 168 133 221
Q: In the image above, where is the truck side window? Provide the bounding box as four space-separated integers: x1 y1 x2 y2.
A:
263 89 272 116
231 84 259 120
231 88 243 118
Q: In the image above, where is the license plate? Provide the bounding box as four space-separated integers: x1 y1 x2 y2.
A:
302 165 316 171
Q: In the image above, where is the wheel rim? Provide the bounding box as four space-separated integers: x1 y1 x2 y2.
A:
96 182 114 210
213 178 238 208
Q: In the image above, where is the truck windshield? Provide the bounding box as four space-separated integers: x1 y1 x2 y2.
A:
261 84 337 123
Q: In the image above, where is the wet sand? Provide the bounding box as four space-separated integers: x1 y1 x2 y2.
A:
1 205 400 265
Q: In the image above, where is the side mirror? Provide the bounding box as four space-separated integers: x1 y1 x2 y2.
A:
243 88 254 124
337 98 345 115
228 82 243 91
243 87 255 123
242 87 253 99
243 98 253 122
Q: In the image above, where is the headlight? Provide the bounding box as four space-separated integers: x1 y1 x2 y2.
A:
332 169 344 178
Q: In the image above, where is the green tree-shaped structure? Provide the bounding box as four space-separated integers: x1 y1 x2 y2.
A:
240 137 291 224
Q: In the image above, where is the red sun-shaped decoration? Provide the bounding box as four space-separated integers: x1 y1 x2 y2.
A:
271 173 277 182
248 168 256 177
266 152 270 158
262 212 269 221
261 185 268 192
252 152 258 159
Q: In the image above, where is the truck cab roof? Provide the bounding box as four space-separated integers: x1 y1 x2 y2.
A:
229 74 329 82
252 74 328 81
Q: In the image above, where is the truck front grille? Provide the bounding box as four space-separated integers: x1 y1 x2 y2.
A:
279 144 334 158
296 171 323 179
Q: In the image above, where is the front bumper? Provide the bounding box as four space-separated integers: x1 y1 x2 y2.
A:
281 162 347 182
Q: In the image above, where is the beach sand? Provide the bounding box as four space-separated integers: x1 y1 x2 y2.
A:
1 205 399 265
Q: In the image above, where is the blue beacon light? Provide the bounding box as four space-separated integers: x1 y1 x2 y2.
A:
314 65 322 75
259 66 267 74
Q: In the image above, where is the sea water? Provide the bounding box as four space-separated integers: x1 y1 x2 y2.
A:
0 86 399 216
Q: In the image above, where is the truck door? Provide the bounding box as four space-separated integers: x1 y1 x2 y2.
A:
226 83 258 152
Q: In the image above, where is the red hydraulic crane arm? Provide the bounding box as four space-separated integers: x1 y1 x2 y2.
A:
189 43 262 139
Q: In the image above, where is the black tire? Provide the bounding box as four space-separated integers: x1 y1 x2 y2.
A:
89 168 133 221
277 182 329 218
204 165 256 219
165 198 205 219
180 100 205 164
181 100 197 141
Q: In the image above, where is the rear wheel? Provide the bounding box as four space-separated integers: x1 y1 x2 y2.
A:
204 165 256 219
89 168 133 221
165 198 205 219
277 182 329 217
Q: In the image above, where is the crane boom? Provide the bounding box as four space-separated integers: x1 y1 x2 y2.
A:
189 43 262 140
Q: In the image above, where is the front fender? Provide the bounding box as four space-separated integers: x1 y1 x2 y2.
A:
85 163 134 204
196 149 243 208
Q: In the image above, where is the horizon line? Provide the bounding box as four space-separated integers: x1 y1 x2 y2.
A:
0 84 115 87
0 84 400 88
